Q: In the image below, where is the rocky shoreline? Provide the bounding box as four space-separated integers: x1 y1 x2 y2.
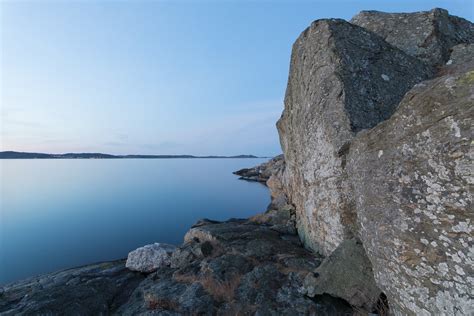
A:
1 7 473 315
0 156 382 314
0 178 370 314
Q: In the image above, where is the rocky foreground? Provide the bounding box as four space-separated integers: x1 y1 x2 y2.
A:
0 212 368 314
1 7 473 316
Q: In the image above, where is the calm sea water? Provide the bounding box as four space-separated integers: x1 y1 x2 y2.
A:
0 158 270 284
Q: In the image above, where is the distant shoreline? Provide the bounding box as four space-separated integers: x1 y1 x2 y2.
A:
0 151 268 159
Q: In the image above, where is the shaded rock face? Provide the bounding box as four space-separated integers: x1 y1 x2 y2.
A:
302 238 382 311
351 8 474 68
347 67 474 315
277 18 431 255
126 243 176 273
0 260 145 315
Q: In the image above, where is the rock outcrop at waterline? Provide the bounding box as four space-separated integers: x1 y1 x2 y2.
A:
233 154 284 183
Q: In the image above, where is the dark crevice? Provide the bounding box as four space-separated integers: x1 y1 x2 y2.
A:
373 292 390 316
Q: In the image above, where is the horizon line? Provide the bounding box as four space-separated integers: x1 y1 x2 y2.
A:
0 150 275 158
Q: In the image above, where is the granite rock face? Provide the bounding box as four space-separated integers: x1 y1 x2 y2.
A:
351 8 474 68
126 243 176 273
277 18 431 255
347 66 474 315
275 8 473 314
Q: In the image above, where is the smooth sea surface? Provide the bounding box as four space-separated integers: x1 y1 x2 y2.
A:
0 158 270 284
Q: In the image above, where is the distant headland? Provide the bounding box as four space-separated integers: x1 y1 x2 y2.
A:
0 151 261 159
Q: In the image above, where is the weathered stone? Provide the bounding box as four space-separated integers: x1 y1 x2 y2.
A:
351 8 474 68
277 18 431 255
347 66 474 314
0 260 144 315
302 238 381 311
126 243 176 273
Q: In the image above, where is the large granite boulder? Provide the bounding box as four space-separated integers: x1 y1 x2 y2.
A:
347 66 474 314
126 243 176 273
277 18 431 255
351 8 474 68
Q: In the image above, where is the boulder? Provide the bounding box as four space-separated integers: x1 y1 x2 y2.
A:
126 243 176 273
277 18 431 255
347 66 474 314
302 238 382 312
351 8 474 68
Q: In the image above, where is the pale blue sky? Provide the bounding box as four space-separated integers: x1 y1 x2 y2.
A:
1 1 472 156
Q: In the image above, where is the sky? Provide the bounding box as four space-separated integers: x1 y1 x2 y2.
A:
1 1 473 156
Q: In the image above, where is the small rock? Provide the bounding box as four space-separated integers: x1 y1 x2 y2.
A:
126 243 176 273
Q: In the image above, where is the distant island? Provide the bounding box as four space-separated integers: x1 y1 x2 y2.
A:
0 151 260 159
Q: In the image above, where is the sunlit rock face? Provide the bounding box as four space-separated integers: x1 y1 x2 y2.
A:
276 18 430 256
348 66 474 315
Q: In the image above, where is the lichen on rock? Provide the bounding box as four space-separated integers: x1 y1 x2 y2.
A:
277 17 431 256
347 64 474 315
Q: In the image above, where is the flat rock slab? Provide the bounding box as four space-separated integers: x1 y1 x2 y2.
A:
0 260 145 315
